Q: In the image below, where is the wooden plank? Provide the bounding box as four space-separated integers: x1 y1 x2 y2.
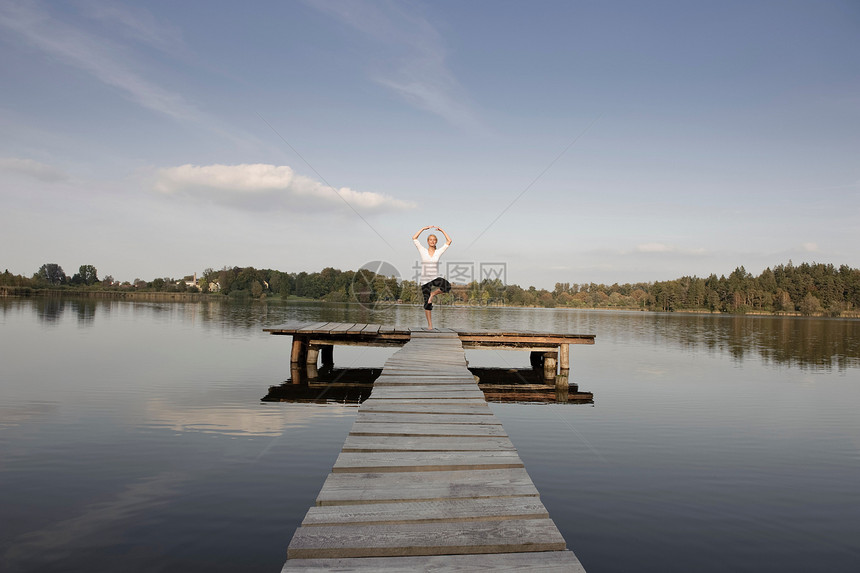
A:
355 412 503 425
349 422 508 437
286 518 567 558
358 402 493 415
341 435 516 452
456 329 595 340
294 322 331 333
369 389 485 400
301 496 549 526
282 550 585 572
368 390 484 399
371 382 479 389
347 323 367 334
262 322 308 334
328 322 357 333
316 468 539 505
374 377 478 386
360 324 382 334
367 397 487 404
332 451 524 473
459 334 594 345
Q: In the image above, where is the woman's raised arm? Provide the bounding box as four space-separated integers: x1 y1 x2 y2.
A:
412 225 432 240
436 226 452 245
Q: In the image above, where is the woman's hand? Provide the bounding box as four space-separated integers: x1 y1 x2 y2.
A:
436 227 452 245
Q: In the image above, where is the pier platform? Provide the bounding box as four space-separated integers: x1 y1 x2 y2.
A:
264 322 595 381
280 330 587 571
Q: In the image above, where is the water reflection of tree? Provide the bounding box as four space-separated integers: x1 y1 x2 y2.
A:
74 299 97 325
11 298 860 371
34 297 66 323
650 314 860 371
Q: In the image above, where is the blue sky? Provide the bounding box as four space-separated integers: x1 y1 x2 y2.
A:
1 0 858 289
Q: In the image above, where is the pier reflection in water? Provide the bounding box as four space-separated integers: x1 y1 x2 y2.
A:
263 364 593 405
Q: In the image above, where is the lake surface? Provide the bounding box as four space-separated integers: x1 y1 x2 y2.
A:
1 298 859 572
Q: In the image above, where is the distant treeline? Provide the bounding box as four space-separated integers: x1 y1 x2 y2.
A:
3 261 859 316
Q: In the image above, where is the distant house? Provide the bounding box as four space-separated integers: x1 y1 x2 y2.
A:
208 281 221 292
179 273 198 288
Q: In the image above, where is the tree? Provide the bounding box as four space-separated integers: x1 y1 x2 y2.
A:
799 292 822 315
35 263 66 285
78 265 98 285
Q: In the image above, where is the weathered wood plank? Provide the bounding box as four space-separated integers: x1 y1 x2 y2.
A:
358 402 493 415
360 324 382 334
294 322 331 333
287 518 567 558
282 550 585 572
349 422 508 437
347 323 367 334
301 496 549 526
370 385 482 392
354 412 504 425
332 451 524 473
367 392 485 401
316 468 540 505
369 390 485 400
342 435 516 452
262 322 307 333
374 378 478 386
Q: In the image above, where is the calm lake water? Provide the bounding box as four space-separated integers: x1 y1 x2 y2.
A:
1 298 859 572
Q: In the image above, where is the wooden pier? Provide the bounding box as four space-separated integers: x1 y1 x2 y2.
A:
280 329 588 571
264 322 595 382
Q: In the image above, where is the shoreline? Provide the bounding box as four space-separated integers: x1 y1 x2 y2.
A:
3 286 859 318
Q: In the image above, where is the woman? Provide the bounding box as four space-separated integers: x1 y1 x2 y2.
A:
412 225 452 329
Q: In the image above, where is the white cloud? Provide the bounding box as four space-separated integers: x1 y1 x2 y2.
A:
802 242 819 252
154 163 416 213
0 157 68 182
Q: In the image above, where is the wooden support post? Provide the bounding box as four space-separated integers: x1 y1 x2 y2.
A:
290 336 308 365
543 351 557 381
555 370 569 404
320 344 334 366
306 345 320 366
559 343 570 370
290 365 303 385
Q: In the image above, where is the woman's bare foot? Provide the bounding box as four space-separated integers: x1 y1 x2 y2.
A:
427 288 441 305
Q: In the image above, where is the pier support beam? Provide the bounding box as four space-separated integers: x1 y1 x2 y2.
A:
291 336 308 365
555 370 569 403
559 344 569 370
543 351 558 381
306 345 320 366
